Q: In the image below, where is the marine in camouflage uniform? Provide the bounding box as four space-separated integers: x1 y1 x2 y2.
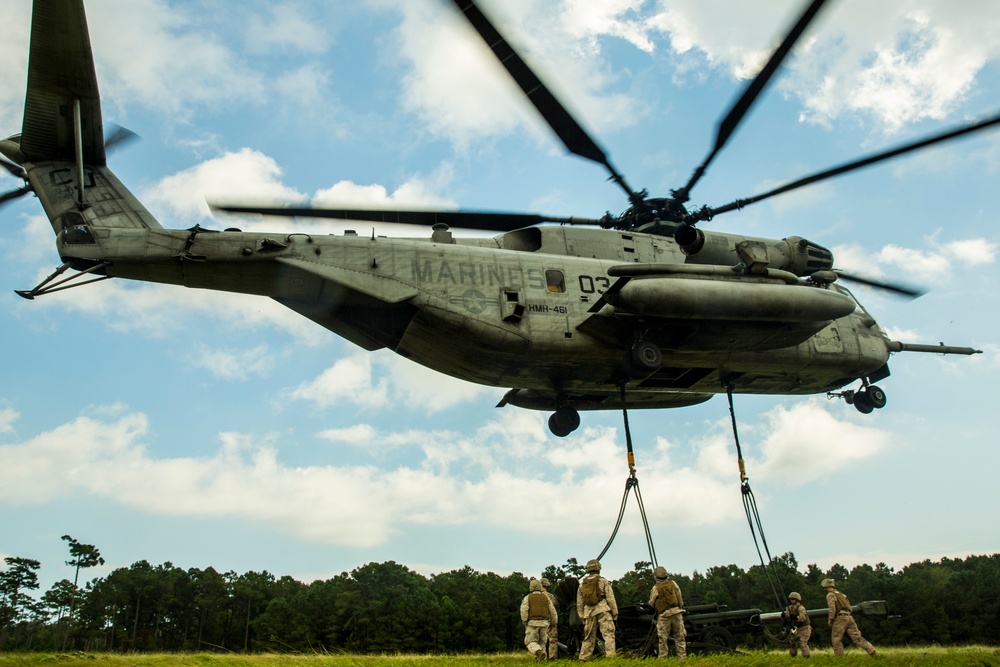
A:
782 592 811 658
576 559 618 661
522 579 558 660
541 578 560 659
823 578 876 657
648 565 686 659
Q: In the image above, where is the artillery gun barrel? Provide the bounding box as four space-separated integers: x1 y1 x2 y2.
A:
759 600 889 625
688 607 766 626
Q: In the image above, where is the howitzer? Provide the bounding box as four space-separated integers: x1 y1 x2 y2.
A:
759 600 890 625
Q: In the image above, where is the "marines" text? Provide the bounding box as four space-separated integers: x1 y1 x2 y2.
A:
411 260 547 289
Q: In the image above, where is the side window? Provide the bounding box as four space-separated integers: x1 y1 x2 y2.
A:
545 270 566 293
62 225 96 245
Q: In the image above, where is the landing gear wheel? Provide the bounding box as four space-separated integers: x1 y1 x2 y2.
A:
548 405 581 437
854 389 874 414
627 340 662 377
867 384 887 409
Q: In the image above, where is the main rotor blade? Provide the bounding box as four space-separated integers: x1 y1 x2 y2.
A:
695 111 1000 221
835 270 926 299
212 204 602 232
0 184 33 207
675 0 829 203
448 0 641 205
1 157 27 180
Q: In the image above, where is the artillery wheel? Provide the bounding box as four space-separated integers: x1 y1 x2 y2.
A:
867 385 887 409
853 389 874 414
700 625 736 650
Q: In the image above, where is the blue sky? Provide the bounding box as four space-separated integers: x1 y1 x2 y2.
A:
2 0 999 601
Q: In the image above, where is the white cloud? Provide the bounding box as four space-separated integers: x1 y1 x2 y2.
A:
883 325 921 343
273 64 332 111
876 244 951 277
312 171 457 210
0 405 19 435
191 344 275 381
390 0 646 152
823 11 984 132
648 1 776 78
0 214 54 265
286 352 390 409
0 410 150 504
286 350 492 413
0 3 30 132
244 7 328 56
561 0 659 53
833 235 996 284
87 0 266 119
751 399 890 484
647 1 1000 132
1 399 889 548
393 3 536 149
943 239 997 266
380 354 494 412
142 148 305 223
161 154 462 237
317 423 379 447
35 279 325 346
288 351 501 413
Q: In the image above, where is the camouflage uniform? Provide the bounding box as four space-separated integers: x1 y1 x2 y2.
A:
823 579 876 657
541 578 560 659
576 560 618 661
522 579 558 660
649 567 685 659
783 592 811 658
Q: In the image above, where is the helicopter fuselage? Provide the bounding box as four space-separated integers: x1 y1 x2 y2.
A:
31 160 892 415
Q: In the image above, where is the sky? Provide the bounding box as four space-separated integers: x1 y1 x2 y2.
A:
1 0 999 606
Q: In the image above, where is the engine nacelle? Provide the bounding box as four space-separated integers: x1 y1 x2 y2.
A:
608 276 857 323
674 226 833 277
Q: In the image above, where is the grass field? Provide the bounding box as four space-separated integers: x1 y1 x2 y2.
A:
1 647 998 667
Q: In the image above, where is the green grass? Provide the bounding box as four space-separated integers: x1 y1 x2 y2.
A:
0 648 998 667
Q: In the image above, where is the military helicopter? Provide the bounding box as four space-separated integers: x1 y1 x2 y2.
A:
1 0 987 438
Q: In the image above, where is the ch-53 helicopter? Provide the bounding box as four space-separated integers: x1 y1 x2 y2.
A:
1 0 987 437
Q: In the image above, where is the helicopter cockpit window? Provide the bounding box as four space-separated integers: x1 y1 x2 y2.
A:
545 270 566 293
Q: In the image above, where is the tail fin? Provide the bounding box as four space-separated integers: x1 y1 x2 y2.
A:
1 0 162 234
20 0 106 166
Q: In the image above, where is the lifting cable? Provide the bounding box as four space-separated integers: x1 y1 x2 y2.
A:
596 385 658 568
726 384 787 609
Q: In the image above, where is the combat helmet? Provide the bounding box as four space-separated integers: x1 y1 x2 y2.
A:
788 592 802 601
653 566 668 581
529 579 543 592
540 578 550 588
821 578 835 588
586 559 601 573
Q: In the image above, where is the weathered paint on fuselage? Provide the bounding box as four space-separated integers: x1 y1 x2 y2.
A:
39 161 892 410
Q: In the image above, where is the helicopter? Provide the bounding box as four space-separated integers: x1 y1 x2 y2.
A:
1 0 986 438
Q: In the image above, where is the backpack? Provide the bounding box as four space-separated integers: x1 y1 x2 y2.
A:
654 581 680 611
580 576 602 606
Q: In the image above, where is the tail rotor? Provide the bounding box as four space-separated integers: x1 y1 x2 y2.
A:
0 146 30 208
1 124 139 210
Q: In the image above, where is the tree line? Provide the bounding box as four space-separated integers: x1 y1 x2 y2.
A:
2 538 998 653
